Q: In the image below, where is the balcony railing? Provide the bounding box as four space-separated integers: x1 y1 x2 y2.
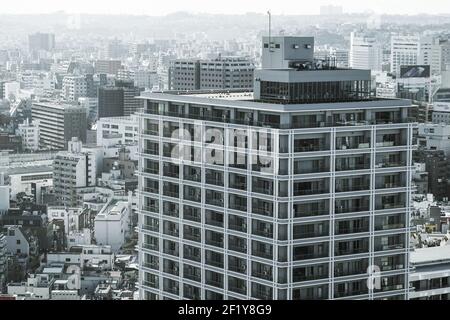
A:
163 190 179 198
335 184 370 193
142 224 159 232
294 252 328 260
335 247 369 256
334 227 369 235
376 203 405 210
252 271 273 281
205 176 224 186
205 279 224 288
293 230 329 239
335 205 370 214
143 187 159 194
294 188 329 196
374 223 405 231
143 167 159 174
252 185 273 195
336 163 370 171
142 262 159 270
229 285 246 295
184 233 201 242
230 204 247 212
229 243 247 253
163 229 179 237
142 205 159 213
206 198 224 207
334 289 368 298
142 129 159 136
142 243 159 251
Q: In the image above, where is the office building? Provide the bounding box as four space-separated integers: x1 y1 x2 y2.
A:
169 56 254 91
28 33 55 52
94 60 122 75
53 138 97 207
32 101 87 150
98 80 143 118
116 80 144 116
349 32 382 71
137 36 416 300
98 87 124 118
390 35 436 76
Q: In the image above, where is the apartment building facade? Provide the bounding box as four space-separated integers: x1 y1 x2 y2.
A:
137 36 416 300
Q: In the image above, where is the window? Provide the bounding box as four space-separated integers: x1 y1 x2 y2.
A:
275 44 280 48
16 240 21 245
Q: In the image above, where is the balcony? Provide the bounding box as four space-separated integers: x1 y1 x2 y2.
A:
142 224 159 232
335 226 369 235
293 230 329 239
143 167 159 175
293 252 328 260
144 148 159 155
253 270 273 281
229 182 247 191
335 183 370 193
376 203 405 210
335 163 370 171
294 188 329 197
142 243 159 251
230 203 247 212
163 190 179 198
163 228 179 237
142 129 159 136
142 262 159 270
334 289 368 298
205 278 224 288
205 175 224 186
374 223 405 231
252 185 273 195
335 205 370 214
252 207 273 216
335 247 368 256
143 186 159 194
142 205 159 213
206 198 224 207
229 285 246 295
184 233 201 242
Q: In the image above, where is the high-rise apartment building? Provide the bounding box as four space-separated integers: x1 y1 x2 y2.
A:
349 32 382 71
137 36 416 300
62 75 88 101
31 101 87 150
28 32 55 52
0 233 6 291
53 137 97 207
94 60 122 75
15 119 40 151
169 57 254 91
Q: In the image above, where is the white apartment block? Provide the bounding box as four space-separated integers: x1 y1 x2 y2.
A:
94 199 131 252
15 118 40 151
349 32 382 71
53 138 97 207
96 115 139 147
62 75 87 101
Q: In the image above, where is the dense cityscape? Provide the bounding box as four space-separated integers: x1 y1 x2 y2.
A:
0 3 450 301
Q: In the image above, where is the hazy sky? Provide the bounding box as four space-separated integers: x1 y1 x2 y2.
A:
1 0 449 15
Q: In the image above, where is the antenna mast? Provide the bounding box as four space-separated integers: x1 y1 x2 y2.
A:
267 10 273 52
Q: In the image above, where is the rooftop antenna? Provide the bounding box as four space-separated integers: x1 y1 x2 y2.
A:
267 10 274 52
